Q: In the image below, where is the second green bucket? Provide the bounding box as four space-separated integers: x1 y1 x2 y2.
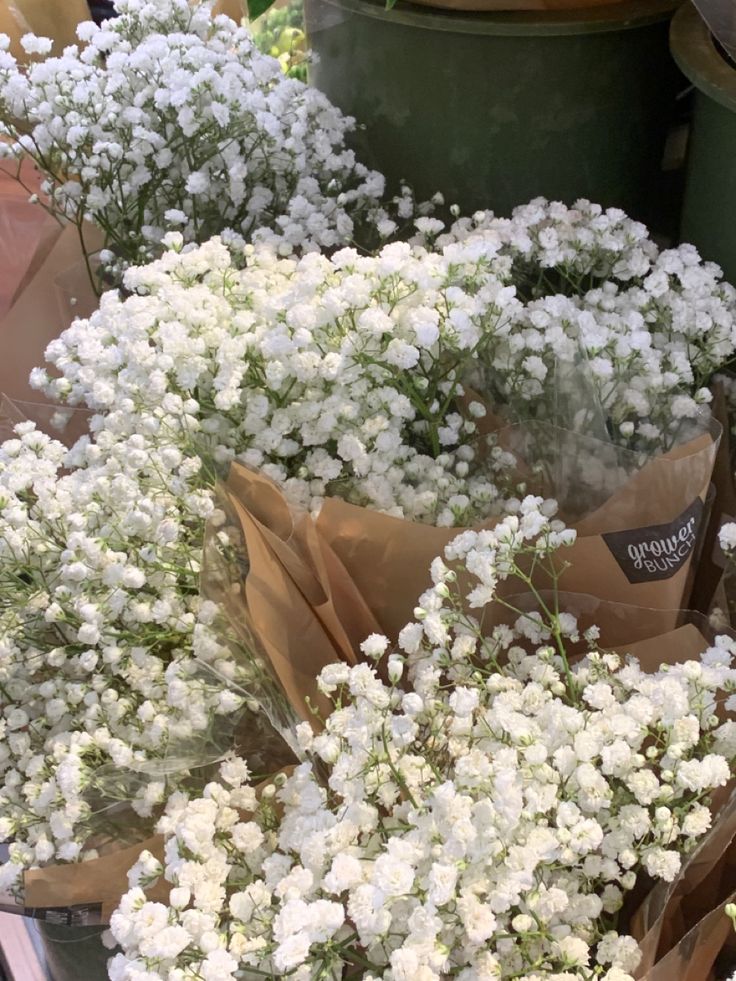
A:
671 3 736 285
305 0 682 225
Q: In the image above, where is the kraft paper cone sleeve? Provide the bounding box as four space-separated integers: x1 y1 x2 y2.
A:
0 222 102 405
0 0 91 60
316 420 720 642
555 423 720 632
211 463 382 726
17 837 169 924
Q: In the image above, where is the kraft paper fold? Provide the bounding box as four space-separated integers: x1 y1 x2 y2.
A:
0 222 102 405
0 160 57 319
19 836 168 924
212 0 246 18
211 464 382 725
490 593 715 663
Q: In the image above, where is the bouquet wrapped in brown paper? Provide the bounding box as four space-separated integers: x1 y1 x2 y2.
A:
216 413 720 653
0 690 264 925
630 787 736 981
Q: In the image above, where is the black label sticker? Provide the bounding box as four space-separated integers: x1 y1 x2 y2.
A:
603 497 704 584
23 903 104 925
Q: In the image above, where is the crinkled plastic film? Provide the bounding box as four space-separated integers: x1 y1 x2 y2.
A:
0 667 266 924
486 591 732 656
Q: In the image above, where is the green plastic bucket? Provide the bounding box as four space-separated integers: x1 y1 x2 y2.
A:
305 0 683 226
35 921 110 981
671 3 736 284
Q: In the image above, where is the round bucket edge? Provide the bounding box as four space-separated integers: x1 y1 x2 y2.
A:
308 0 681 37
670 2 736 113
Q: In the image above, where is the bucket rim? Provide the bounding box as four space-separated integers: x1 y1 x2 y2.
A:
306 0 680 37
670 2 736 113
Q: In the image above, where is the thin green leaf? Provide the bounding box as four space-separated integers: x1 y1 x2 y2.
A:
248 0 278 21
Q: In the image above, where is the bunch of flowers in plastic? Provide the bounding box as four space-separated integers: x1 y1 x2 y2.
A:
0 0 403 281
0 413 256 891
108 506 736 981
33 212 736 527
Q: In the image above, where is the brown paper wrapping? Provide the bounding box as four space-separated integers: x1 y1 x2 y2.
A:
213 465 382 724
587 620 736 981
212 0 246 18
315 427 719 641
0 222 102 405
631 789 736 980
613 621 710 667
492 593 713 663
20 837 169 924
613 618 736 981
215 468 736 979
0 0 90 60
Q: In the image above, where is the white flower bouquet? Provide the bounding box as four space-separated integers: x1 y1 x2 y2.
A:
0 0 404 286
0 407 293 919
106 507 736 981
30 214 732 646
2 197 736 946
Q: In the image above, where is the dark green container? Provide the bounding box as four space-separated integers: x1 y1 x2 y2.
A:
36 921 110 981
305 0 682 226
671 3 736 284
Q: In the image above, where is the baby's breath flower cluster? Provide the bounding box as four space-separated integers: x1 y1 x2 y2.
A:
0 416 248 892
716 521 736 625
108 506 736 981
439 200 736 445
31 207 736 528
1 197 734 907
0 0 398 281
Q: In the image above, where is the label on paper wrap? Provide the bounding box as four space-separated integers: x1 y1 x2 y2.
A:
603 497 704 584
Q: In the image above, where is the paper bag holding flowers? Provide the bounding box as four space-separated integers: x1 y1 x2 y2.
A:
310 416 720 643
